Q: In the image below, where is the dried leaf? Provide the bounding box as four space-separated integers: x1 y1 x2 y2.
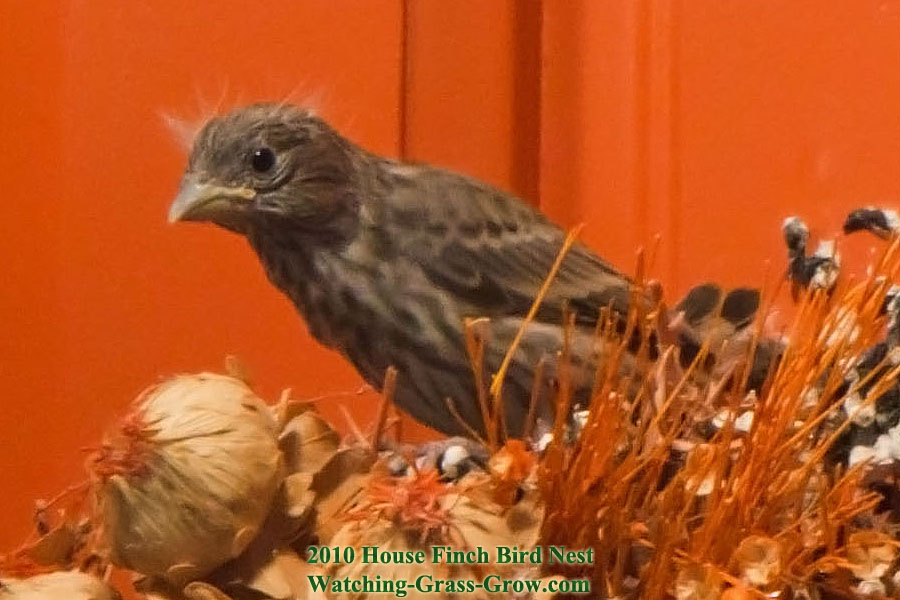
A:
278 408 340 476
283 473 316 519
223 356 253 387
310 447 375 543
243 548 313 599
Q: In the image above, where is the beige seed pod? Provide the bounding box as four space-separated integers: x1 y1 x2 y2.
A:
88 373 283 586
674 564 722 600
732 536 782 588
0 571 120 600
844 531 899 581
327 470 541 599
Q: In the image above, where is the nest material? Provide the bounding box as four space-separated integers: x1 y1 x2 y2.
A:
7 209 900 600
88 373 284 586
321 466 542 599
0 571 120 600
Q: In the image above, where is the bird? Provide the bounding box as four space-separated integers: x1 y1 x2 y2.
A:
167 103 748 438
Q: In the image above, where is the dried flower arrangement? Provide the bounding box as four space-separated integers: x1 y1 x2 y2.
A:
3 208 900 600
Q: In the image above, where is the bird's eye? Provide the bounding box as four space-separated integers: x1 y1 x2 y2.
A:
250 147 276 173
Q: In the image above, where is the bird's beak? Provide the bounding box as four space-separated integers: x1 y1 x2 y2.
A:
168 176 257 224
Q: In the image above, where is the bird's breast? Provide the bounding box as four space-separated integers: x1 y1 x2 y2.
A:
248 233 468 380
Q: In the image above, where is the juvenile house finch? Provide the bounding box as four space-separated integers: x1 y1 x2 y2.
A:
168 103 701 437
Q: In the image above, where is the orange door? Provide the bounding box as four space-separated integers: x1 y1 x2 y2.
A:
4 1 900 553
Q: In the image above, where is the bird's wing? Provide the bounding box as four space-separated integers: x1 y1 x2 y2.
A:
383 164 636 325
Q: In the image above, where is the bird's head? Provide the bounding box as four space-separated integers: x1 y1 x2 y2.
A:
168 103 362 236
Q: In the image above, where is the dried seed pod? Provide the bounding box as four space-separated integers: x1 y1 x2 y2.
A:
0 571 119 600
674 564 722 600
326 470 541 599
733 536 782 588
142 556 318 600
844 531 898 581
0 518 91 578
88 373 283 585
325 518 454 600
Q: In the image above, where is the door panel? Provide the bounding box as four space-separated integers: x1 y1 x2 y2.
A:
540 0 900 296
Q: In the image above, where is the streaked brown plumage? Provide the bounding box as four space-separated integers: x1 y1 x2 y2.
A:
168 103 661 436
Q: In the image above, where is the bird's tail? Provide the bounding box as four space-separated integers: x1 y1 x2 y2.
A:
668 283 780 390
